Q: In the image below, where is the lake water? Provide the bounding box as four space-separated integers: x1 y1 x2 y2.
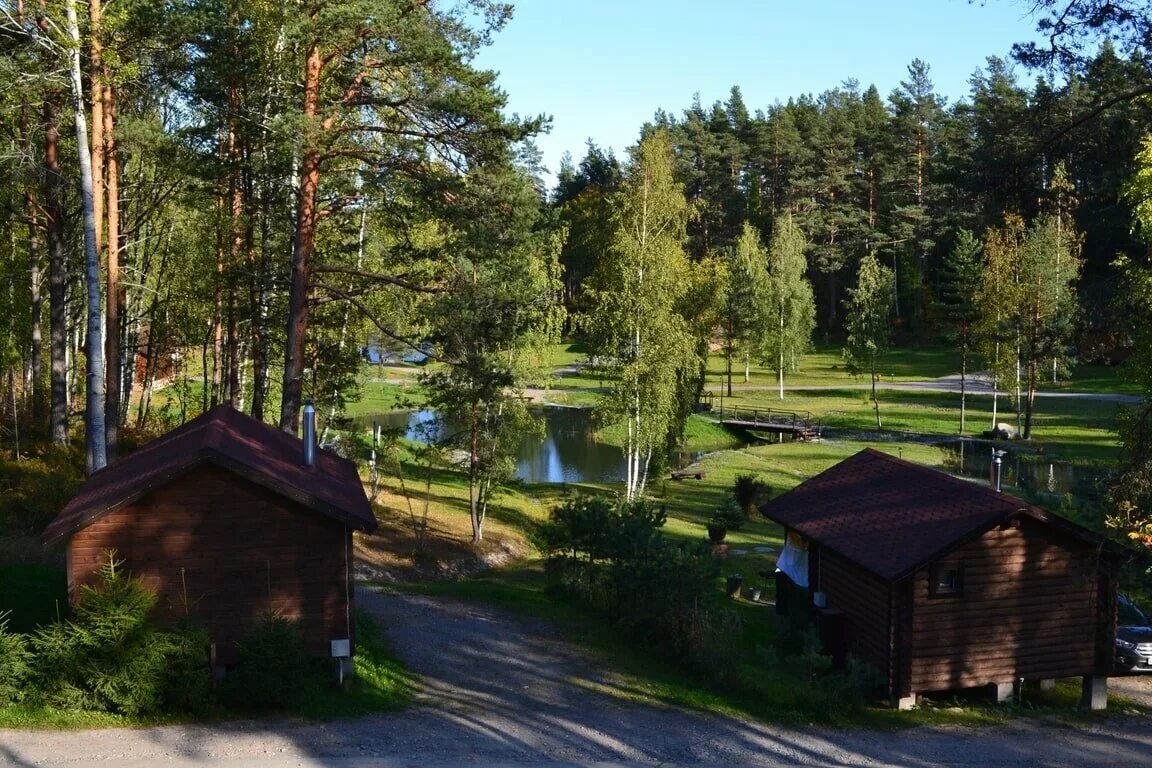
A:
937 439 1110 501
360 407 706 484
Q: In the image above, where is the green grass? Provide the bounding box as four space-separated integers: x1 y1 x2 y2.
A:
346 375 422 416
289 610 415 719
705 344 962 390
706 388 1122 463
0 565 67 634
1055 362 1143 395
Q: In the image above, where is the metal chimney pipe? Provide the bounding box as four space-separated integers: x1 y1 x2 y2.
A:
303 399 317 467
991 449 1005 492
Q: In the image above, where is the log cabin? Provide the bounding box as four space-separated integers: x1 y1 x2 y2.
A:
761 448 1119 709
42 403 377 667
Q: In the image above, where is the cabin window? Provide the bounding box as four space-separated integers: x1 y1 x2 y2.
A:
929 563 964 597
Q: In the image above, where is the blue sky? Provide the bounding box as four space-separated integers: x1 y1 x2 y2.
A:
473 0 1045 186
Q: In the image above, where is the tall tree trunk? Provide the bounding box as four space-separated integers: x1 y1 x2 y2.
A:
104 84 122 459
279 42 324 433
251 192 271 421
778 307 785 400
65 0 107 472
41 68 68 445
724 333 733 397
959 351 967 435
20 111 45 427
89 0 105 263
226 99 244 407
871 357 882 429
1023 358 1037 440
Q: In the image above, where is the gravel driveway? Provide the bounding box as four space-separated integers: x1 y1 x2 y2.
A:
3 588 1152 767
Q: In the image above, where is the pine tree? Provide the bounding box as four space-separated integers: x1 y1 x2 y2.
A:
940 230 983 433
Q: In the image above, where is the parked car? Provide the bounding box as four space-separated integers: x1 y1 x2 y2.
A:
1116 595 1152 673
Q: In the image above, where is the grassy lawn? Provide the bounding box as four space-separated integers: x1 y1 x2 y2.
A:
705 344 962 390
704 389 1122 463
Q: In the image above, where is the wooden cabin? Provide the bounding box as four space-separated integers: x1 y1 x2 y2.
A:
761 448 1119 709
42 404 377 665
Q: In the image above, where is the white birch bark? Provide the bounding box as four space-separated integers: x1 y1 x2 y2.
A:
65 0 107 472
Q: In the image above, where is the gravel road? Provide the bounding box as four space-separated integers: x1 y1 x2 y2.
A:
4 588 1152 767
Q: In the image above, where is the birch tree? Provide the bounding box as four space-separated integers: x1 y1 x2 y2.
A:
582 130 695 502
762 214 814 399
843 251 894 429
720 224 768 395
64 0 106 472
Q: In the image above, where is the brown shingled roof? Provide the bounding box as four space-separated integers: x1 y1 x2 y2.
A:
42 405 377 544
759 448 1104 582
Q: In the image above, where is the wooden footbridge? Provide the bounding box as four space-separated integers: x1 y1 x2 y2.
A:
715 405 821 441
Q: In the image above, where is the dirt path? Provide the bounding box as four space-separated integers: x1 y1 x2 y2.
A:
4 589 1152 767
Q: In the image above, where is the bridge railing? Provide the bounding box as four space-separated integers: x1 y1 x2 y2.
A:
715 405 812 428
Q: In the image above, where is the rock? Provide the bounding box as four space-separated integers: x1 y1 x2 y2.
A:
983 422 1019 440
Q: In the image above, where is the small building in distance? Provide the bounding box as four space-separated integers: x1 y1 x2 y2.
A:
761 448 1119 709
42 404 377 665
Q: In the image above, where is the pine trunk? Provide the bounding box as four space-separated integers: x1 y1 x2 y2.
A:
104 84 122 459
42 64 68 445
22 159 44 426
279 42 324 433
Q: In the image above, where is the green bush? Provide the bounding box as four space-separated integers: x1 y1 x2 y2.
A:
221 616 321 711
732 474 772 517
543 495 728 674
29 555 210 717
0 613 31 704
709 497 746 531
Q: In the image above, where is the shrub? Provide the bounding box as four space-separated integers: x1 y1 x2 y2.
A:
221 616 320 711
732 474 772 517
543 495 728 674
0 447 84 535
710 497 746 531
0 613 31 705
29 554 210 717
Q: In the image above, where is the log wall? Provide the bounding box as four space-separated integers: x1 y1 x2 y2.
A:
67 464 353 663
907 519 1104 692
816 546 893 681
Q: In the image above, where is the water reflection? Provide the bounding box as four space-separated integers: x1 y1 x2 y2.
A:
359 407 635 484
938 439 1109 501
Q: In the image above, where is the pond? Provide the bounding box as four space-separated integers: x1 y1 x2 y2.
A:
937 438 1111 502
357 407 721 484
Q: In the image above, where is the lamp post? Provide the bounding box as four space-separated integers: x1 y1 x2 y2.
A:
991 448 1007 492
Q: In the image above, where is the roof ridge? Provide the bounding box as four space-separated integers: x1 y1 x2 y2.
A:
859 445 1032 511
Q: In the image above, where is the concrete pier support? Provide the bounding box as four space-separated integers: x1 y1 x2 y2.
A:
993 682 1015 703
1081 676 1107 711
892 693 917 710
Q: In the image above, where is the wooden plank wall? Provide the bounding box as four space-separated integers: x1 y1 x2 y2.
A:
907 519 1102 692
817 547 892 681
68 464 351 662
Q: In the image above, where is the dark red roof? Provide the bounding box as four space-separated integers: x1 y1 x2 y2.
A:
759 448 1101 582
43 405 377 544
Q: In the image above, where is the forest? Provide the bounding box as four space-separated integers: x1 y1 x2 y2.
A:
0 0 1151 546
